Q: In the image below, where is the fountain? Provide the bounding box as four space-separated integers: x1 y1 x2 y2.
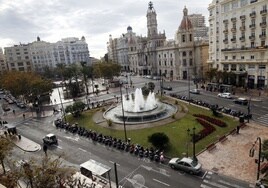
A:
103 88 177 124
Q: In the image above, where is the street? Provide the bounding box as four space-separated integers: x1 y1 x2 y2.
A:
2 76 267 187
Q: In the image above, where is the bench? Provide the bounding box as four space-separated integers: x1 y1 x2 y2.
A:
206 143 216 152
218 135 228 143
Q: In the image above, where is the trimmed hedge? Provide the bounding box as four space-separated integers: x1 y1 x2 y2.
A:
193 114 227 127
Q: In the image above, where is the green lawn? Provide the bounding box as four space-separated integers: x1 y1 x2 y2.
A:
67 100 239 158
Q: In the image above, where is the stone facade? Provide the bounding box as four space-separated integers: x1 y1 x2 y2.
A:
208 0 268 88
107 2 209 81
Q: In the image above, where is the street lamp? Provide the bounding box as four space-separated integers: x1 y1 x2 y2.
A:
186 129 190 157
187 127 197 162
119 83 128 142
249 137 262 181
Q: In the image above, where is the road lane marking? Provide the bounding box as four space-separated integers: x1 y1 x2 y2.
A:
78 148 87 152
153 178 170 186
64 136 79 142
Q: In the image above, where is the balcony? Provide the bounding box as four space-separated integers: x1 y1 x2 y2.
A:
249 24 256 29
250 12 256 17
231 38 237 42
231 17 237 22
231 27 237 32
259 34 266 39
223 39 228 43
250 0 258 3
223 29 228 33
260 9 267 15
240 15 246 20
240 36 245 41
249 35 255 40
260 22 267 27
223 19 228 23
240 26 245 31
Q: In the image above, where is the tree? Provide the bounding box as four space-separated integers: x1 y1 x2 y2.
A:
19 156 77 188
0 137 13 174
205 68 218 82
148 132 169 149
147 82 155 92
0 71 53 102
65 101 86 117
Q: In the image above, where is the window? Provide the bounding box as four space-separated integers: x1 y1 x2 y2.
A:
262 28 266 35
182 52 186 57
251 55 255 59
241 56 244 59
183 59 187 66
189 34 192 42
251 42 255 48
259 65 266 69
170 53 172 57
189 59 193 66
232 1 238 9
261 41 265 46
159 61 161 66
182 35 185 42
10 63 15 67
18 62 23 66
224 3 230 12
225 56 228 60
241 0 248 6
233 56 236 60
164 54 166 58
248 64 255 69
239 64 245 71
159 54 161 58
223 64 229 71
231 64 236 71
164 61 167 66
189 51 192 56
262 16 266 23
170 60 173 66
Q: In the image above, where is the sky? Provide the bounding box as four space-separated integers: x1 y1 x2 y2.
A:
0 0 211 58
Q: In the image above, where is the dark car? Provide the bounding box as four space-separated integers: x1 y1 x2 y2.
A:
233 98 248 105
43 134 58 145
162 86 172 91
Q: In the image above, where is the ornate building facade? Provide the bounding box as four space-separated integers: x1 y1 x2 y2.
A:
208 0 268 88
107 2 209 81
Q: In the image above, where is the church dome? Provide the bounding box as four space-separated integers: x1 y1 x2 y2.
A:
179 6 193 30
127 26 132 31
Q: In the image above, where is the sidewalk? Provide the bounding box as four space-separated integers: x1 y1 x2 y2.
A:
197 122 268 184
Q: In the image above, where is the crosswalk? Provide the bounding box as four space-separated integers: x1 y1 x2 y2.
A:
200 171 254 188
255 114 268 126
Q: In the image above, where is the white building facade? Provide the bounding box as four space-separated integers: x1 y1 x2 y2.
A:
5 36 90 73
208 0 268 88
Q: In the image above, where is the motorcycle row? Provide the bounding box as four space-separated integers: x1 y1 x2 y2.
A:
54 119 165 163
169 93 251 119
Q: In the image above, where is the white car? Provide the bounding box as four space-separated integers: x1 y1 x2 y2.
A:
190 89 200 94
217 92 232 99
168 157 202 174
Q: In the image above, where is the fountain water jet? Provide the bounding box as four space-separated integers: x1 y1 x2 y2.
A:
103 88 177 124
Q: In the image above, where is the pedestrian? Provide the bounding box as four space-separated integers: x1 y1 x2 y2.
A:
43 145 48 156
13 109 15 115
54 99 56 103
4 131 7 137
236 125 240 134
23 113 25 120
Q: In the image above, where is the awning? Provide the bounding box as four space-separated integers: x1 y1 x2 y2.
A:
80 159 111 176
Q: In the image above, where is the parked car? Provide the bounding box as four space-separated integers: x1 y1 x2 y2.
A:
217 92 232 99
168 157 202 174
161 86 172 91
233 98 248 105
43 134 58 145
153 76 161 80
190 89 200 94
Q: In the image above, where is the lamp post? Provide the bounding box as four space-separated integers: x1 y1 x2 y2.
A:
187 127 197 162
119 83 127 142
249 137 262 181
247 96 251 123
192 127 197 162
186 128 190 158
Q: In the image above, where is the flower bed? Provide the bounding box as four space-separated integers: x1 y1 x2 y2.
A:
193 114 227 127
194 118 216 142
